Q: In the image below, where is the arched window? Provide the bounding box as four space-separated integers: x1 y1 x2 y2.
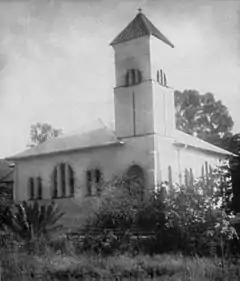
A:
126 165 145 200
28 177 35 200
37 177 43 200
52 163 75 199
125 69 142 87
86 168 103 196
157 69 167 87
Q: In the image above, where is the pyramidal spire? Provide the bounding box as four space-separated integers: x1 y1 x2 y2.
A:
110 10 174 48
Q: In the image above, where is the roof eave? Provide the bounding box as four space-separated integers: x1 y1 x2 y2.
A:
110 33 174 48
173 141 234 157
110 34 150 46
6 140 125 162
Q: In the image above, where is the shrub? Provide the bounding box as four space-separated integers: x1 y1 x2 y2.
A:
78 165 240 258
1 200 65 254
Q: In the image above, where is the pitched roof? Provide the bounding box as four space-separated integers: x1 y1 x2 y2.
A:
110 11 174 48
7 125 123 160
174 130 234 156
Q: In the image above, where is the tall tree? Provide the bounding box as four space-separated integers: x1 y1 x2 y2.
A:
175 90 234 149
29 122 62 147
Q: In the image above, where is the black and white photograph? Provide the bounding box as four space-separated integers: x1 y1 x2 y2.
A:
0 0 240 280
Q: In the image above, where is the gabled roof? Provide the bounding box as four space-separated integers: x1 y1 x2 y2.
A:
174 130 234 156
7 125 123 161
110 11 174 48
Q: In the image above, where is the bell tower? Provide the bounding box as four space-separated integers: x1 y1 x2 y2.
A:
111 10 176 139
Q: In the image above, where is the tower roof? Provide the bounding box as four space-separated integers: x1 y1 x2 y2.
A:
110 11 174 48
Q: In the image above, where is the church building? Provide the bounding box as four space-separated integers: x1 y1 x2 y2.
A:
8 11 232 226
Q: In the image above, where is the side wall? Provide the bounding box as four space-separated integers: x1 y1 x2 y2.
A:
14 134 155 228
155 134 225 187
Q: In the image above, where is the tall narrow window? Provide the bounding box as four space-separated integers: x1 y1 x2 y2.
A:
86 170 92 196
53 167 58 198
37 177 42 200
28 177 34 200
86 169 103 196
60 163 66 197
52 163 75 199
69 166 74 197
95 169 102 196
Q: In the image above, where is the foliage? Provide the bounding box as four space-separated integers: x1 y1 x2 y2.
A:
175 90 234 149
79 175 146 255
29 122 62 146
1 200 64 249
78 167 239 258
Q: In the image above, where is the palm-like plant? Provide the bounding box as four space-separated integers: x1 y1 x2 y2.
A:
1 200 64 242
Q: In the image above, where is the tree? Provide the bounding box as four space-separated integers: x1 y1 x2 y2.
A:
175 90 234 149
29 122 62 147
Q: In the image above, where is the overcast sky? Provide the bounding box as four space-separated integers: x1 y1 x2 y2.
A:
0 0 239 157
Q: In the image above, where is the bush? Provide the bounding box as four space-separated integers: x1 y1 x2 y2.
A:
1 200 65 254
77 167 239 258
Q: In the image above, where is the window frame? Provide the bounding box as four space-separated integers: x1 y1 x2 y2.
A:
51 163 75 199
125 69 142 87
37 176 43 200
28 177 35 200
86 168 103 197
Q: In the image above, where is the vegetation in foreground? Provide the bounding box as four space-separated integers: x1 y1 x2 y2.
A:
2 250 240 281
1 163 240 280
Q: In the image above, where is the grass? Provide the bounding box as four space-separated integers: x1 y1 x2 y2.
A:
2 249 240 281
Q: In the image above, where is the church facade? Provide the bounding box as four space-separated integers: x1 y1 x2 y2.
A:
8 11 232 227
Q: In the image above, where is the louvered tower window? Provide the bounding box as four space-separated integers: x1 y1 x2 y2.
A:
157 69 167 87
125 69 142 86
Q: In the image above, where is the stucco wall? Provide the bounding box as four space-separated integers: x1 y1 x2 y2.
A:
155 134 225 186
113 36 151 87
114 82 154 138
14 134 155 228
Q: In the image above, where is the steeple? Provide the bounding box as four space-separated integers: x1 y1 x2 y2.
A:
112 11 176 138
110 10 174 48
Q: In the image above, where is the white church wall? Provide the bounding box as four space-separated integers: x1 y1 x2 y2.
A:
154 135 180 185
149 36 175 84
13 134 155 201
155 134 225 187
113 36 151 87
152 83 175 137
13 134 155 228
177 146 223 181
